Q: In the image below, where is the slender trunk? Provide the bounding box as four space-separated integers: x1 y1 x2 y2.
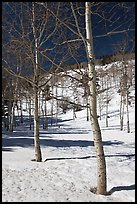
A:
120 94 124 131
85 2 107 195
130 66 133 86
29 97 32 130
6 102 9 131
55 86 58 125
32 2 42 162
20 100 23 124
41 95 48 129
121 96 125 131
44 96 48 129
10 102 15 132
51 86 54 126
16 103 20 125
34 86 42 161
98 96 102 120
106 106 108 127
8 100 13 132
99 105 102 121
73 106 77 120
126 91 130 133
86 96 89 121
106 78 109 127
41 96 45 129
12 102 16 128
120 95 122 130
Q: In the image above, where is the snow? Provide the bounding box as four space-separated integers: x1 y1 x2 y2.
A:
2 106 135 202
2 59 135 202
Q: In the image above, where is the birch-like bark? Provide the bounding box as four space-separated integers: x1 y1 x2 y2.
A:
20 100 23 124
29 97 32 130
44 96 48 129
120 95 125 131
55 85 58 126
126 90 130 133
86 96 89 121
85 2 107 195
32 2 42 162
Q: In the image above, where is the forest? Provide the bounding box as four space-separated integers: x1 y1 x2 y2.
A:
2 2 135 201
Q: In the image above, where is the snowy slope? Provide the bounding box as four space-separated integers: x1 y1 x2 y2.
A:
2 109 135 202
2 61 135 202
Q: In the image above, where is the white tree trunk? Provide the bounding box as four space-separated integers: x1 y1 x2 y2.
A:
32 2 42 162
85 2 107 195
86 96 89 121
126 91 130 133
120 95 124 131
55 85 58 126
44 96 48 129
20 100 23 124
29 97 32 130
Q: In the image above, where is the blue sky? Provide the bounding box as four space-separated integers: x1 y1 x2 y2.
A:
2 2 135 71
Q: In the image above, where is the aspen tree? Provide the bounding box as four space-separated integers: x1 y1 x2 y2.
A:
85 2 107 195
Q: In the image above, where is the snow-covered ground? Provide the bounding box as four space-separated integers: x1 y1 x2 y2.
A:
2 59 135 202
2 101 135 202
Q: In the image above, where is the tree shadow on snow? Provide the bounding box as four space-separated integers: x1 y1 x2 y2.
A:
18 116 73 127
2 130 124 150
44 155 91 162
109 184 135 194
44 153 135 162
39 139 123 148
2 147 14 152
2 120 124 150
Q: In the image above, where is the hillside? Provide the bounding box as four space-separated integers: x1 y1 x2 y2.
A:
2 101 135 202
2 59 135 202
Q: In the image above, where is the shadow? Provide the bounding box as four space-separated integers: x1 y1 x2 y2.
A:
105 153 135 159
44 153 135 162
2 135 124 150
10 116 73 130
109 184 135 194
2 147 14 152
44 155 91 162
2 137 34 148
40 139 122 147
103 140 123 146
43 139 94 147
101 126 121 131
40 139 123 148
2 116 124 150
40 130 90 134
38 116 74 127
58 118 74 123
